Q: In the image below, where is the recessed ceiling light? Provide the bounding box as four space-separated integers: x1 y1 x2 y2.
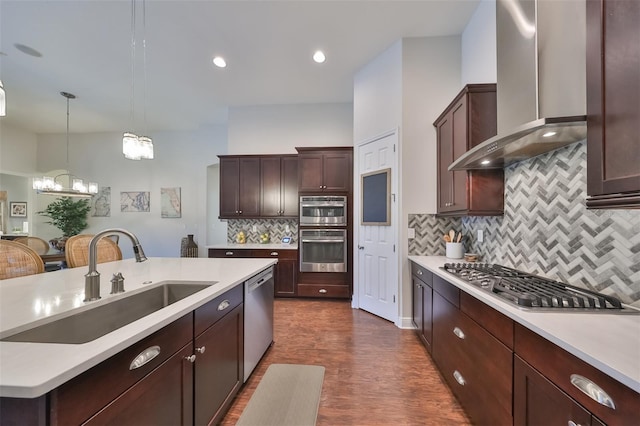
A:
213 56 226 68
313 50 326 64
481 160 491 165
542 131 557 138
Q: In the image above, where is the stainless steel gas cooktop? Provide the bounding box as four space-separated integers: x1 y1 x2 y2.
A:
441 263 640 314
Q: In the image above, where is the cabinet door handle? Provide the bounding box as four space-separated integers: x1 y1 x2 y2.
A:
238 210 242 214
319 288 328 294
218 299 230 311
196 346 206 354
567 421 583 426
270 252 279 256
453 327 465 339
570 374 616 409
417 269 423 275
185 354 196 363
225 251 234 256
453 370 466 386
129 345 161 370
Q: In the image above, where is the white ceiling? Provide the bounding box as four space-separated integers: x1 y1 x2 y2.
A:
0 0 480 134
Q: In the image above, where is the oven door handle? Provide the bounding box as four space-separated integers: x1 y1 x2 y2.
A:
301 239 345 243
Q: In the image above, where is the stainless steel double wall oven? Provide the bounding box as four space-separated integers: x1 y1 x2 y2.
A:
299 195 347 273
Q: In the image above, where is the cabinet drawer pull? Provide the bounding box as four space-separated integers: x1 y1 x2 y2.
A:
196 346 206 354
417 269 423 275
452 327 465 339
270 252 279 256
567 421 583 426
129 345 161 370
185 354 196 363
319 288 328 294
570 374 615 409
218 299 231 311
453 370 466 386
225 251 234 256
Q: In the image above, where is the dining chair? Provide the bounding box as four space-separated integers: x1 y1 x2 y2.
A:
14 236 51 256
65 234 123 268
0 240 46 279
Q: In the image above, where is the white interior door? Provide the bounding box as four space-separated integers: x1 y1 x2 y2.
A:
356 131 398 322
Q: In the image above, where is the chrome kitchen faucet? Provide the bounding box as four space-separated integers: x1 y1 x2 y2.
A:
84 228 147 302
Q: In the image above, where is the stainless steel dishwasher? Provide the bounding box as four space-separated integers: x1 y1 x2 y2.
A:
244 266 274 382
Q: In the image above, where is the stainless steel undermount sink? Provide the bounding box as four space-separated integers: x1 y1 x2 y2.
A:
1 282 214 344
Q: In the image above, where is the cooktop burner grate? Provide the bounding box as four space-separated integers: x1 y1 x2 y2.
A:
442 263 627 311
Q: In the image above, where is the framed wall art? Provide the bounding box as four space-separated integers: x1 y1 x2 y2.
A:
9 201 27 218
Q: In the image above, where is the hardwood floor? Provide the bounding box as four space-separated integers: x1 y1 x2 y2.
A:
221 299 471 425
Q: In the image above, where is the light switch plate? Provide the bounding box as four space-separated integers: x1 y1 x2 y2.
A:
407 228 416 239
477 230 484 242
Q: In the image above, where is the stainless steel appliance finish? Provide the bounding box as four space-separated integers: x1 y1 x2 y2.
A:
299 229 347 272
244 267 274 382
299 195 347 226
442 263 639 313
449 0 587 171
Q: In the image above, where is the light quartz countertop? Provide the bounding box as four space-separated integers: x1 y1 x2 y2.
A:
206 243 298 250
409 256 640 393
0 257 276 398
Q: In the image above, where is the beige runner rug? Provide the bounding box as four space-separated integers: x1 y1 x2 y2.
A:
236 363 325 426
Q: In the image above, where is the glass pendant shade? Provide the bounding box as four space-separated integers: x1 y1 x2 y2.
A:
123 132 142 160
138 136 154 159
0 80 6 117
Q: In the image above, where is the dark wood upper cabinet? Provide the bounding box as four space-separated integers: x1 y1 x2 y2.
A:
296 147 353 193
260 155 299 217
434 84 504 216
219 156 260 218
586 0 640 208
220 155 297 219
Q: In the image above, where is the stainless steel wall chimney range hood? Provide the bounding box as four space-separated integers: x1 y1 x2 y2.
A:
450 0 587 171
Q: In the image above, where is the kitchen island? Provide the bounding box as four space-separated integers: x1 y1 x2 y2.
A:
0 257 276 399
410 255 640 425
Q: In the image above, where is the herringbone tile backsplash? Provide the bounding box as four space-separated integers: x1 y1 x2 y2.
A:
227 219 298 244
409 141 640 306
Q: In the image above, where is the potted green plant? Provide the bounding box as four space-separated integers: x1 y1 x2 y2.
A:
38 197 91 250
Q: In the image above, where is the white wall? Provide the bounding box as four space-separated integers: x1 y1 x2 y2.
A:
35 125 227 258
461 0 497 85
228 103 353 154
353 41 402 144
0 122 38 174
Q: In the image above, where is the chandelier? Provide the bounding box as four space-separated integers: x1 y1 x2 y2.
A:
123 0 154 160
32 92 98 198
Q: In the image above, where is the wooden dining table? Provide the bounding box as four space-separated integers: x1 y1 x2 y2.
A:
40 249 66 265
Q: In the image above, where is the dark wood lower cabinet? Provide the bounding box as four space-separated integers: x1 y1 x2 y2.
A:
411 262 433 352
84 344 194 426
514 355 592 426
194 304 244 426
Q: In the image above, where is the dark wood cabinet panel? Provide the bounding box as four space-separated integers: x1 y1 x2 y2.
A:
194 304 244 426
296 147 353 193
434 84 504 216
515 323 640 425
208 248 298 297
432 291 512 426
411 262 433 351
260 155 299 217
218 156 260 218
586 0 640 208
514 354 592 426
460 291 514 349
83 344 194 426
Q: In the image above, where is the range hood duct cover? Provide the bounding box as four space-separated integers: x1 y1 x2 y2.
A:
450 0 586 171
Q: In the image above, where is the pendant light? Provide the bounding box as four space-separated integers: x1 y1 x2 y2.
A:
123 0 154 160
32 92 99 198
0 80 6 117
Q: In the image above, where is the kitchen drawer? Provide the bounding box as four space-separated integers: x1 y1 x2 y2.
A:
50 314 192 426
411 262 433 286
208 248 253 258
297 283 350 298
433 292 512 425
194 285 243 337
515 323 640 425
251 249 297 260
460 291 514 349
433 274 460 307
